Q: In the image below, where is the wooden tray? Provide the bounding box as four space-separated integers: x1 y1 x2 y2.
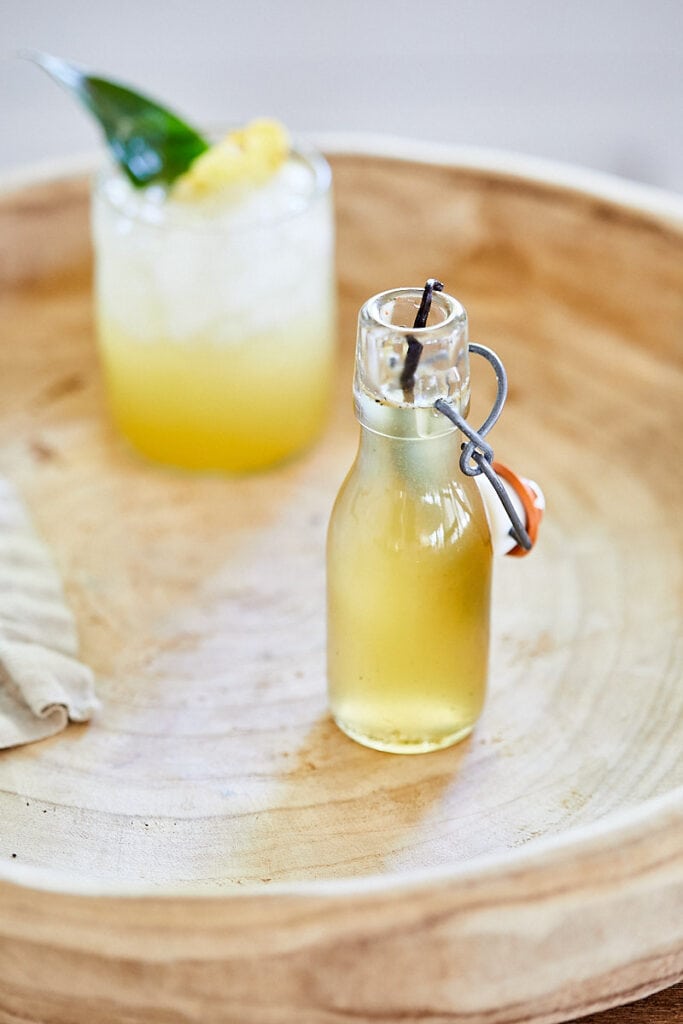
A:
0 141 682 1024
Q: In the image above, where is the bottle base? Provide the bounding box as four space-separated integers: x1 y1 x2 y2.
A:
332 715 475 754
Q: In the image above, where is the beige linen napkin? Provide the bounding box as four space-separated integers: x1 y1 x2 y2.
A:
0 477 98 748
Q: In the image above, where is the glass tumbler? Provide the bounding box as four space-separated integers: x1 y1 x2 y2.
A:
91 145 335 472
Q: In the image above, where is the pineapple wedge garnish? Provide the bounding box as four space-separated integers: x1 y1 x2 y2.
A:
173 119 290 200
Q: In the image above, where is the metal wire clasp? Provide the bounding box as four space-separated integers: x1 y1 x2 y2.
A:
434 344 533 552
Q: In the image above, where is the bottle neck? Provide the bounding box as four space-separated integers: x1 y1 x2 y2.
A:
352 285 471 473
354 392 462 489
355 388 461 439
354 286 470 414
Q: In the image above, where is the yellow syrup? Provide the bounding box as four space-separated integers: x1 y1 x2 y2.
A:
327 415 492 753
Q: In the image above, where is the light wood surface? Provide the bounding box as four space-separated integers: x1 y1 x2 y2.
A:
0 149 681 1023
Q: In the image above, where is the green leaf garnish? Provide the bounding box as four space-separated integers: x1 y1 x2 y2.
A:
24 51 209 188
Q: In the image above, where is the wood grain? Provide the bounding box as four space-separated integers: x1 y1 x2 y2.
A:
0 150 681 1023
573 983 682 1022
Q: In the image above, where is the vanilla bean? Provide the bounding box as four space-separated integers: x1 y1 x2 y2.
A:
400 279 444 402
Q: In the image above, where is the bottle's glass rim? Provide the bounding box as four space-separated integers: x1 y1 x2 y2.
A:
92 138 332 235
361 287 467 336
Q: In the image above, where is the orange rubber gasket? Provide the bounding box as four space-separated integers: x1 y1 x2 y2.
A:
492 461 543 557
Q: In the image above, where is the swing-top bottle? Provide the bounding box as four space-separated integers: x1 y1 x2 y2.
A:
327 287 493 753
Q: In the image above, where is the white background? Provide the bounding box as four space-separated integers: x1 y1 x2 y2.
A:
2 0 682 191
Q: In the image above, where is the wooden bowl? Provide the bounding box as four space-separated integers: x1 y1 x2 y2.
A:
0 141 681 1024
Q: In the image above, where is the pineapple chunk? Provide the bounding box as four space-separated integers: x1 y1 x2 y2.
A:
173 119 290 200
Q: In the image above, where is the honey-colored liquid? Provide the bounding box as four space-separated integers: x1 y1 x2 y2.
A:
97 317 334 472
327 417 492 753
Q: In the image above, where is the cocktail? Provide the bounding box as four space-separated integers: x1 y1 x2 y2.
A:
93 135 335 471
33 55 336 472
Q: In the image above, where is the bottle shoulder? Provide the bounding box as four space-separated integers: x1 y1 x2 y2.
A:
328 455 491 555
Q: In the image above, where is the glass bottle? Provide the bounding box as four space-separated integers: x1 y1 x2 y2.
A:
327 287 493 754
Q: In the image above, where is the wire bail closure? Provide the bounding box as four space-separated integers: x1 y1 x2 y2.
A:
434 344 532 552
